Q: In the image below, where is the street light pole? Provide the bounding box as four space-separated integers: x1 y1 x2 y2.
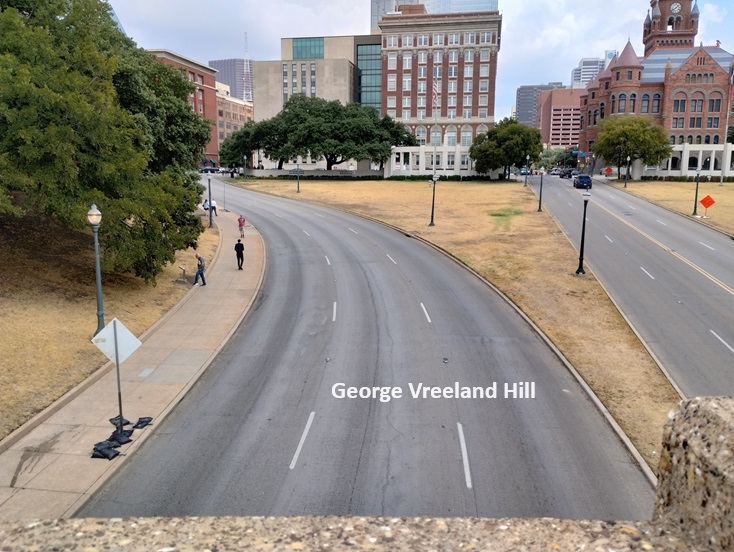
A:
575 191 591 275
524 154 530 186
297 161 301 193
624 155 630 188
207 177 213 228
537 173 544 212
429 174 439 226
87 204 105 336
692 167 701 216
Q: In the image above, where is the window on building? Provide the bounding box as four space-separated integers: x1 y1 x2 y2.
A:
714 135 720 144
448 66 458 78
433 51 443 64
600 102 605 119
464 65 473 78
705 135 711 144
448 33 459 45
417 96 426 107
433 66 443 79
478 95 488 106
687 135 693 144
198 89 203 100
689 116 702 128
448 50 459 63
431 128 441 146
402 76 411 91
627 70 633 80
478 108 487 119
463 80 473 92
433 33 444 46
387 75 396 91
641 94 650 113
479 65 489 77
463 108 472 119
465 50 474 63
418 34 429 46
387 96 396 108
402 109 411 120
448 80 457 93
388 52 397 70
387 109 396 118
670 135 676 144
448 95 457 107
629 93 636 113
652 94 661 113
611 96 616 114
479 80 489 92
463 95 472 106
706 117 719 128
691 99 704 112
480 49 490 62
459 130 472 146
418 66 427 79
188 71 195 81
448 109 456 119
403 35 413 47
387 35 398 47
679 135 685 144
709 98 722 112
402 96 411 108
464 32 476 44
618 93 627 113
446 130 456 146
696 135 702 144
418 109 426 120
418 51 428 64
416 126 426 144
615 71 620 81
447 153 456 167
479 32 492 44
403 54 412 71
418 80 427 93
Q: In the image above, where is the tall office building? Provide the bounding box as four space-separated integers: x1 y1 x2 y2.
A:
209 58 254 102
515 83 564 127
371 0 499 32
570 54 615 88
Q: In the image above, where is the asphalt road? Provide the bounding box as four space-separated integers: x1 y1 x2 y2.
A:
528 174 734 397
78 182 653 520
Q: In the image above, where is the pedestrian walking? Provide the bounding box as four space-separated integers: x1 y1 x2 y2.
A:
194 254 207 286
203 199 209 211
210 199 218 216
237 215 246 238
234 239 245 270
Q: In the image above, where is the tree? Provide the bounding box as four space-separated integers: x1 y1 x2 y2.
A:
0 1 209 282
591 115 673 176
469 118 542 176
219 121 257 169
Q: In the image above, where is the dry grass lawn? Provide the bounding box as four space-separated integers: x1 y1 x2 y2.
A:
4 175 731 474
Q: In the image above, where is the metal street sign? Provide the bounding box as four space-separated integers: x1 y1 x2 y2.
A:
700 195 715 209
289 169 304 175
605 167 613 175
91 318 141 364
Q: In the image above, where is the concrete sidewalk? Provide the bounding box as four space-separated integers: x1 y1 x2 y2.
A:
0 208 264 521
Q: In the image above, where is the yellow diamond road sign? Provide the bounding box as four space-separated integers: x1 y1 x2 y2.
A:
91 318 141 364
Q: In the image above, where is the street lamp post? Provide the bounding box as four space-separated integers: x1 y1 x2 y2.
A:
692 167 701 217
207 177 213 228
624 155 631 188
537 173 544 212
575 191 591 275
524 154 530 186
429 174 439 226
87 204 105 336
297 161 301 193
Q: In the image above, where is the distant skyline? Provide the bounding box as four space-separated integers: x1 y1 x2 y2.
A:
108 0 732 120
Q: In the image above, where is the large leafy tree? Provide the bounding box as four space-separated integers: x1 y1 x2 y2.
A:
591 115 673 175
0 0 209 282
469 118 542 176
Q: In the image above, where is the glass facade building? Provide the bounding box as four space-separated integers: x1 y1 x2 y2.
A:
293 38 325 60
357 44 382 112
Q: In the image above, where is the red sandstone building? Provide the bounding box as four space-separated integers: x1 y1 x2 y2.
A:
149 50 219 166
537 88 583 149
578 0 734 178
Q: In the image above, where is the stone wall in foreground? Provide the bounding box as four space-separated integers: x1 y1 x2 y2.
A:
1 397 732 551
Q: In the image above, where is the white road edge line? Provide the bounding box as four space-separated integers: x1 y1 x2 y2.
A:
710 330 734 355
640 267 655 280
457 423 473 489
289 411 316 470
656 220 667 226
303 230 311 237
348 228 358 234
420 303 432 323
386 254 397 264
605 235 613 243
333 302 337 322
700 242 715 251
325 255 331 265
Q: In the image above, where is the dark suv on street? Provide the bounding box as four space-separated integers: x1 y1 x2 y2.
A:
559 168 573 178
573 174 592 189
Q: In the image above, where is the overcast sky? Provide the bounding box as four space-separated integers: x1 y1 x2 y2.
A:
107 0 732 120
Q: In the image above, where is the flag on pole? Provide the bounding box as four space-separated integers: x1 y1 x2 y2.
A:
432 79 438 110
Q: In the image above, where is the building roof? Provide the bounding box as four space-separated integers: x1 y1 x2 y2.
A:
616 41 642 68
641 46 733 82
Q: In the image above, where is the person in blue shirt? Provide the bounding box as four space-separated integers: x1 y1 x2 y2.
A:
194 254 206 286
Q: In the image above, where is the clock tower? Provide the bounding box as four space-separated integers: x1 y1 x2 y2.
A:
642 0 699 56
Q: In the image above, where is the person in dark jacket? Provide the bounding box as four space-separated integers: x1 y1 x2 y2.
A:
234 239 245 270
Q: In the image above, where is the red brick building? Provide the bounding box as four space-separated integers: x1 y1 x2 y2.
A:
578 0 733 178
378 5 502 176
537 88 583 148
149 50 219 166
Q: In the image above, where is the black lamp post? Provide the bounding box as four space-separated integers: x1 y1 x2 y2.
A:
297 161 301 193
207 177 213 228
624 155 630 188
537 173 544 212
87 204 105 336
692 167 701 216
575 191 591 275
429 174 439 226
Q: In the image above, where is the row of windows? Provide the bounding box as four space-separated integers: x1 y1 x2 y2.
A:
670 116 721 129
385 31 496 48
584 93 663 126
413 125 489 146
388 79 491 95
386 66 491 90
670 135 722 145
387 95 490 108
672 98 723 113
685 73 717 84
386 49 493 67
386 108 489 121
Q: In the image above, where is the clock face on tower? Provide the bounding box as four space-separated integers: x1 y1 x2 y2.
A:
670 2 682 14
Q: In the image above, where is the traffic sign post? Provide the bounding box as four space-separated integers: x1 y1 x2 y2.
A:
700 195 715 218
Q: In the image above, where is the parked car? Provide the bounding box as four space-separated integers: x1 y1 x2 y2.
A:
550 168 561 175
559 168 573 178
573 174 592 189
519 167 530 175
